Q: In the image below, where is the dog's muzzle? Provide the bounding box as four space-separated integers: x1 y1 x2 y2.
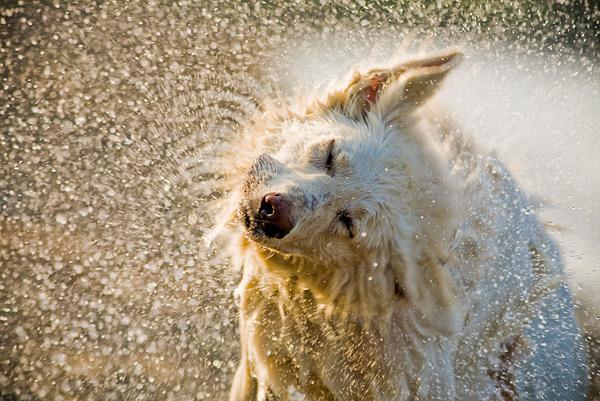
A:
241 154 295 239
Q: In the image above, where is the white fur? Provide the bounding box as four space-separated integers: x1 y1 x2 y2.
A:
215 50 588 401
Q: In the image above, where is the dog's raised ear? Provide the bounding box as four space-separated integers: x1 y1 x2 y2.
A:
319 49 462 120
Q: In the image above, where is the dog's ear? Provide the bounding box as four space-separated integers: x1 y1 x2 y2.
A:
320 49 462 119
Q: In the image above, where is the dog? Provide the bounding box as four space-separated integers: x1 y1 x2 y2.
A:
214 49 589 401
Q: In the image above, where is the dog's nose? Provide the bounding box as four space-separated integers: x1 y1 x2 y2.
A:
256 193 294 238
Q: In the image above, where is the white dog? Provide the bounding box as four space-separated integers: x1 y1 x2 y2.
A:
215 49 588 401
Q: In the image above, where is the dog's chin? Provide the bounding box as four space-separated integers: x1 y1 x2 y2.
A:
242 223 293 252
253 223 290 240
244 229 283 253
247 225 285 242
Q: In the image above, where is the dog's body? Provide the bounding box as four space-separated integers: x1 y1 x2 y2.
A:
217 50 588 401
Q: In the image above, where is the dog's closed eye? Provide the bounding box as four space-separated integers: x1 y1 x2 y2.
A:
335 209 354 238
309 139 336 174
324 139 335 173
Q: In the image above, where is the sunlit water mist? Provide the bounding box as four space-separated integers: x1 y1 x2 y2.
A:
1 1 599 400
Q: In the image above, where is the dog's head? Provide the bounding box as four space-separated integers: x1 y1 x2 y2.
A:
240 50 462 257
233 50 464 329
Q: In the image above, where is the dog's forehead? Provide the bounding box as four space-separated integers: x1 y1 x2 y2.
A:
287 120 355 141
277 120 375 157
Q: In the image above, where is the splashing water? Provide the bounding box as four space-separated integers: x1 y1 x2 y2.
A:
1 1 599 400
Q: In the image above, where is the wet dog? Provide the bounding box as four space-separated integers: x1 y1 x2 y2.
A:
215 49 588 401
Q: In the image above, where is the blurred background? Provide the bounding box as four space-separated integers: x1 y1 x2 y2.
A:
1 1 599 400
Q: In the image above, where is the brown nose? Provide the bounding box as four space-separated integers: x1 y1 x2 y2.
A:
256 193 294 238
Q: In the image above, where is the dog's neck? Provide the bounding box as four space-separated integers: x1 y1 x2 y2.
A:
246 243 466 334
240 243 461 400
250 246 399 321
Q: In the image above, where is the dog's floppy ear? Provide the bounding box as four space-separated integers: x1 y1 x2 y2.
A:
321 49 462 120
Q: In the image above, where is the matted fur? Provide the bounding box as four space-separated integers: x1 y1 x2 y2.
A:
213 50 588 401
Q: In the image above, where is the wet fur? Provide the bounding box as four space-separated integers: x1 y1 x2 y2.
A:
214 50 588 401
